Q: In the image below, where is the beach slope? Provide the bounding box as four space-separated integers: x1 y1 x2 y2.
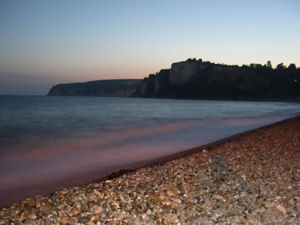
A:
0 117 299 224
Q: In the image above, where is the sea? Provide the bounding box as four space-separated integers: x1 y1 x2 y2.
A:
0 95 299 207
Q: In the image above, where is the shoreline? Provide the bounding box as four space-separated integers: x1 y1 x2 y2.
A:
0 115 291 208
92 115 299 182
0 116 299 224
0 116 295 208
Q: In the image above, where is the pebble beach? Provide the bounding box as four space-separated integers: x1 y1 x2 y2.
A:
0 116 299 224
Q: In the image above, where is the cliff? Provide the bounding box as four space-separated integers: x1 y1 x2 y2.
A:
47 59 300 100
47 79 142 97
133 59 300 100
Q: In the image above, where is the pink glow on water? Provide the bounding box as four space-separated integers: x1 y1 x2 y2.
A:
0 120 199 162
0 116 288 207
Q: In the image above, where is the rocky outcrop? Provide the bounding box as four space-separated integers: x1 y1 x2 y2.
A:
133 69 171 97
47 79 142 97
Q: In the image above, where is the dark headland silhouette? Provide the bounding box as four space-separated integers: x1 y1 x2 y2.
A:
48 59 300 101
48 79 142 97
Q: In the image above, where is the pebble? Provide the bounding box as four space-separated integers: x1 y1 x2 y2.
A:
0 117 299 224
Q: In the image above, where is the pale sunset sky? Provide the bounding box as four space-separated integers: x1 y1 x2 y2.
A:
0 0 299 95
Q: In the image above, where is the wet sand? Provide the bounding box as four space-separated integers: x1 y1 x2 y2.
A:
0 116 299 224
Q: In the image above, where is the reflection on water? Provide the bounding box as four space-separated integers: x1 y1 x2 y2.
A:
0 96 299 207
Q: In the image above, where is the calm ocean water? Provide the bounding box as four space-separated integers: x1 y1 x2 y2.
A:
0 95 299 206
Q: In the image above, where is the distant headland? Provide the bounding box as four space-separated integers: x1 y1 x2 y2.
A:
48 59 300 101
47 79 142 97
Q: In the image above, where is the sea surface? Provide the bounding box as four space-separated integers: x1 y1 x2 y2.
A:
0 96 299 207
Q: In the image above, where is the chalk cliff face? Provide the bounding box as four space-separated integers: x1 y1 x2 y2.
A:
47 79 142 97
133 59 300 100
169 61 207 86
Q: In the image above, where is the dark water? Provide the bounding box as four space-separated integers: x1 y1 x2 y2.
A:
0 96 299 207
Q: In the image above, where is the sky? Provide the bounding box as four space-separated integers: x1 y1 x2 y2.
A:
0 0 300 95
